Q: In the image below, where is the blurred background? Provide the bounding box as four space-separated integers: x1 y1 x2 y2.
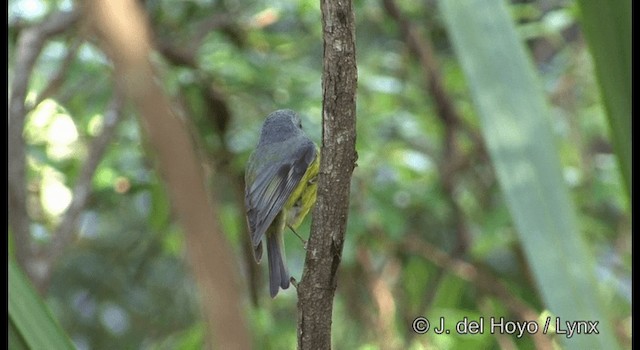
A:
8 0 630 349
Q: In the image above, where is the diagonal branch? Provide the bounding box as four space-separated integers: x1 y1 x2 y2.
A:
32 38 83 109
403 234 554 349
383 0 471 250
356 247 401 350
44 91 125 274
382 0 483 148
88 1 250 348
9 10 80 277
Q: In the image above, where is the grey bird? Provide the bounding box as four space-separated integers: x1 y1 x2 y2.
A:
244 109 320 297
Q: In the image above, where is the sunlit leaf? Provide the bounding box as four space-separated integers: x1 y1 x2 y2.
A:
440 1 621 349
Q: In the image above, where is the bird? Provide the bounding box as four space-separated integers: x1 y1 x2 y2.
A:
244 109 320 297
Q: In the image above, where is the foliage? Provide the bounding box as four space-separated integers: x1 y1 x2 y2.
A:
9 260 75 350
441 1 621 349
8 0 630 349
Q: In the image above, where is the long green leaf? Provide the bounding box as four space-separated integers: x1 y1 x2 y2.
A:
440 1 620 349
9 260 75 350
576 0 631 203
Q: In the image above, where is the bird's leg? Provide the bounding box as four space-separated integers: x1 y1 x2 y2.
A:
288 224 308 250
290 276 298 289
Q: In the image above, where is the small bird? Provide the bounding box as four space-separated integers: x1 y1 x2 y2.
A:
244 109 320 297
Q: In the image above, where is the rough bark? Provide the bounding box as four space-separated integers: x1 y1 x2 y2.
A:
296 0 357 348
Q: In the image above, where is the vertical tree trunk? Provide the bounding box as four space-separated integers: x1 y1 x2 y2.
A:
296 0 357 348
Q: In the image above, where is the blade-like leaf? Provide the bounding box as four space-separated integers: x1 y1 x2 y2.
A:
440 1 620 349
576 0 631 202
9 260 75 350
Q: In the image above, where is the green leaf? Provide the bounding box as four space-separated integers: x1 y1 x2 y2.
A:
576 0 631 204
9 318 29 350
9 260 75 350
440 1 620 349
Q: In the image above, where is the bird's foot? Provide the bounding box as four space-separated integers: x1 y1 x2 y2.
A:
288 225 308 249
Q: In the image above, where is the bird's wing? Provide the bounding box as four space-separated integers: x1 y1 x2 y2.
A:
245 140 316 248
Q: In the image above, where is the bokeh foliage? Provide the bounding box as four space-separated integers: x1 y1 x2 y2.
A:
8 0 630 349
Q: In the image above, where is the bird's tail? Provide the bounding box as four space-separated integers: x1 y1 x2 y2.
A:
267 227 290 298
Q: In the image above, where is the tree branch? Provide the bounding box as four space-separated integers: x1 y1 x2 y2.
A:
35 91 126 292
88 1 250 348
9 10 80 278
156 27 257 306
356 247 401 350
403 234 554 349
382 0 483 148
296 0 358 348
383 0 475 252
32 37 83 109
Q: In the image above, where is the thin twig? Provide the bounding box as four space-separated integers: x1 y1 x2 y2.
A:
356 247 401 350
403 234 554 349
381 0 484 148
156 40 198 67
45 91 125 266
32 38 83 109
9 10 80 278
382 0 473 251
